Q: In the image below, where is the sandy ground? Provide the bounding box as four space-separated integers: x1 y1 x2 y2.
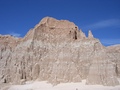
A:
7 80 120 90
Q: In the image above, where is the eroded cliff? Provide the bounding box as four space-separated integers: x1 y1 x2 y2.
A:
0 17 119 86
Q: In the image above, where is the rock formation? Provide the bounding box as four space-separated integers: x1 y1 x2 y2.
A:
107 45 120 78
88 30 94 39
86 42 119 86
0 17 119 86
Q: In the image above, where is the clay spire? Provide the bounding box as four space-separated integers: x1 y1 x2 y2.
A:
79 29 86 39
88 30 94 39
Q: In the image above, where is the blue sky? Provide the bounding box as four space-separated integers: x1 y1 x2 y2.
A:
0 0 120 46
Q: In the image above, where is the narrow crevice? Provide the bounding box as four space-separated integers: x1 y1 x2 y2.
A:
74 31 77 40
115 65 118 76
21 72 23 79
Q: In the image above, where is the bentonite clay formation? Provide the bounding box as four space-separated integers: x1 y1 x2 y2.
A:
0 17 120 86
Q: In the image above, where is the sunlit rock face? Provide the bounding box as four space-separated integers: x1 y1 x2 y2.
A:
86 42 119 86
0 17 119 86
106 45 120 78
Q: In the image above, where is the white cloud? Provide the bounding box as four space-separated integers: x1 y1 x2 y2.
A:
84 19 120 29
9 32 21 37
100 38 120 46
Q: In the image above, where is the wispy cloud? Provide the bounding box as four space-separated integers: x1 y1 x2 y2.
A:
100 38 120 46
83 19 120 29
9 32 21 37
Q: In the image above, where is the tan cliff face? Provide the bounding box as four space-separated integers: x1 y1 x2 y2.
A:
107 45 120 78
0 17 119 86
